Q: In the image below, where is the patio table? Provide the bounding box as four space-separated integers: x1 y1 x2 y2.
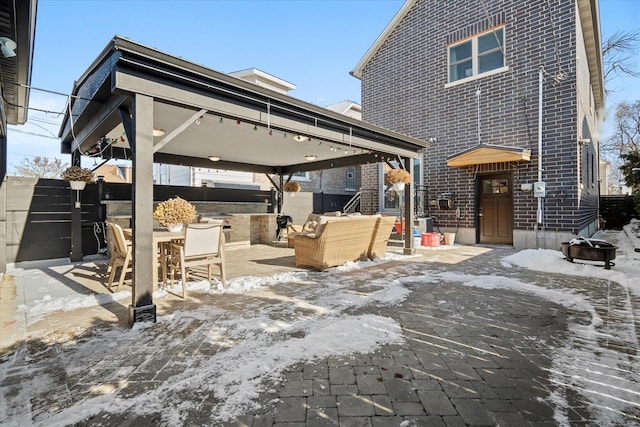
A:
123 228 186 290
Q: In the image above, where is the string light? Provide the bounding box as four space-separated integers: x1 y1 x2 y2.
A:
236 119 241 125
253 125 258 131
269 130 273 136
219 117 224 124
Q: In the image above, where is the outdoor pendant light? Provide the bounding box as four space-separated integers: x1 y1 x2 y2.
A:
0 37 17 58
208 155 221 162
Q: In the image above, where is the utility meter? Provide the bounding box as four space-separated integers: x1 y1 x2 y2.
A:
533 181 546 198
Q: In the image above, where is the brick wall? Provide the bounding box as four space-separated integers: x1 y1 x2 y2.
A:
360 0 600 243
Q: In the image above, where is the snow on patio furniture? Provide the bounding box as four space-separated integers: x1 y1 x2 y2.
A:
561 236 617 270
367 215 398 259
294 215 378 271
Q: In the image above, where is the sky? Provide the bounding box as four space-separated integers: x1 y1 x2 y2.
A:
2 222 640 425
5 0 640 173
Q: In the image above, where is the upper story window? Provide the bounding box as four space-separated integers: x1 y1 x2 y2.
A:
292 171 310 181
448 27 505 83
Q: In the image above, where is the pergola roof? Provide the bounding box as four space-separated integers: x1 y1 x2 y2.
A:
58 36 429 174
57 36 427 321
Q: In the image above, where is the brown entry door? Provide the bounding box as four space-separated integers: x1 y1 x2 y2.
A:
479 174 513 245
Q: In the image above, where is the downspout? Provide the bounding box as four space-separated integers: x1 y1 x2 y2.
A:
536 68 544 248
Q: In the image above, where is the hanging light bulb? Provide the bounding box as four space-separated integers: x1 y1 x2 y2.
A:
219 117 224 124
253 125 258 131
269 130 273 136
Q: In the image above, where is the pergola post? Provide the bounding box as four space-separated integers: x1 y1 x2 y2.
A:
121 94 157 325
403 157 415 255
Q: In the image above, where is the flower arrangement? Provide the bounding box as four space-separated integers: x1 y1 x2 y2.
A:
61 166 94 183
384 168 411 185
153 197 197 226
283 181 301 193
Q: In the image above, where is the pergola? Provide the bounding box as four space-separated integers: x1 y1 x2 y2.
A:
59 36 429 323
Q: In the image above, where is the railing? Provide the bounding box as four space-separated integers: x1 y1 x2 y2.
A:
342 191 361 214
414 185 430 217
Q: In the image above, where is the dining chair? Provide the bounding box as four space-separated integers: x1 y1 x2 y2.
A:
166 222 226 298
106 222 133 292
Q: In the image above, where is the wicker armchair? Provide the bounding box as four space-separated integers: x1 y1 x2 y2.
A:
294 216 378 271
368 215 398 259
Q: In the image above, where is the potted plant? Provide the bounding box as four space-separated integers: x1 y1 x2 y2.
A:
61 166 94 190
283 181 301 193
153 196 197 232
384 168 411 192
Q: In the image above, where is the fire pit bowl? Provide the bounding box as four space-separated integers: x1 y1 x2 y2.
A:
561 238 617 270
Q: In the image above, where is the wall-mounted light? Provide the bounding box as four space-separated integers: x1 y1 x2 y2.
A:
152 128 165 137
304 154 317 161
578 138 591 146
208 155 221 162
0 37 16 58
427 137 439 144
292 135 306 142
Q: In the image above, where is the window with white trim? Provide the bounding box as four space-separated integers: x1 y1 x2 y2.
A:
448 27 505 83
292 172 310 181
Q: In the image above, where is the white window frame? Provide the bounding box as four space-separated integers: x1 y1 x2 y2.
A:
446 26 507 87
292 172 310 181
379 158 423 213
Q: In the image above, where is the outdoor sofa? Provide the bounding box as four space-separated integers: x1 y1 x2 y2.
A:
293 214 396 271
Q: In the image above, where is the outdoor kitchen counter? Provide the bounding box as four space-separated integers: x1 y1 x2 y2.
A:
102 201 278 246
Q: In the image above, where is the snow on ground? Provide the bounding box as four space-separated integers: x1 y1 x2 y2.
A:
2 223 640 425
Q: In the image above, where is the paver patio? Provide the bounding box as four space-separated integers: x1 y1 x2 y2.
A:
1 233 639 426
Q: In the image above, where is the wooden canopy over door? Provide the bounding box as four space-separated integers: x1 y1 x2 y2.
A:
478 174 513 245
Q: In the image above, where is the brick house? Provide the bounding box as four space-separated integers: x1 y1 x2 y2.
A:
352 0 604 249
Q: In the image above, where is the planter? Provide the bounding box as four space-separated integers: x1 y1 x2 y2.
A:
392 182 405 192
166 223 184 233
443 232 456 245
421 232 441 247
69 180 87 191
561 240 617 270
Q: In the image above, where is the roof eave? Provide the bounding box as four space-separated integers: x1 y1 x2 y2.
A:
577 0 605 112
350 0 417 80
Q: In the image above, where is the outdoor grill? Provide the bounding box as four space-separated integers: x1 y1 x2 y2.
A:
276 214 293 241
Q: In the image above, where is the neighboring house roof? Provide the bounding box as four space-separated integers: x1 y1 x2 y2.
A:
325 100 362 120
350 0 605 111
228 68 296 95
0 0 37 128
